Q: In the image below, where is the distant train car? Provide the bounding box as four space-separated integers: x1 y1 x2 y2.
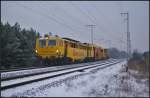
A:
93 45 103 60
104 49 109 59
101 48 109 59
35 35 109 65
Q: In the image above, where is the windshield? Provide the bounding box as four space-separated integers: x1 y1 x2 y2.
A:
39 39 46 48
48 40 56 46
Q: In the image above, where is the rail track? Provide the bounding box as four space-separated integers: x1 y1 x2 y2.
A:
1 66 48 73
1 59 125 91
1 59 116 80
1 59 114 73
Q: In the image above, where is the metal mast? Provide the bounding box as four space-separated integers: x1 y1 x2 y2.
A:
121 12 131 60
86 24 96 44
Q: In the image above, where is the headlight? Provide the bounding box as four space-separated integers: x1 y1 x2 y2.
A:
56 50 59 53
35 50 38 53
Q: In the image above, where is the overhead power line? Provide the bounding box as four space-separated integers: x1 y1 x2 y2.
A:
82 4 109 34
56 4 86 26
70 2 125 45
93 5 121 34
14 2 82 35
37 4 85 35
70 1 95 24
69 1 111 42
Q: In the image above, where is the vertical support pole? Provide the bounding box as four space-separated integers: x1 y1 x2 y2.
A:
121 12 131 60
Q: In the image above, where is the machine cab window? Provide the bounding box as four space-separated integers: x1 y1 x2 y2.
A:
39 39 46 48
48 40 56 46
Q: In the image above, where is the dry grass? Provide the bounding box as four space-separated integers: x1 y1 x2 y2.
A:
128 60 149 79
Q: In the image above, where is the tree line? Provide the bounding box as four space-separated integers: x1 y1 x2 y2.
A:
108 48 128 59
108 47 149 66
0 21 39 70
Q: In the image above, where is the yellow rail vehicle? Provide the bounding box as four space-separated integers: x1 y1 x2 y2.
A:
63 38 88 62
36 36 65 59
36 36 89 64
35 35 109 65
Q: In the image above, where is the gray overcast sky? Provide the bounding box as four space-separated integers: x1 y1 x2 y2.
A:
1 1 149 53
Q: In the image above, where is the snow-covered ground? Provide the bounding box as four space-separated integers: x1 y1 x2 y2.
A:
1 60 149 97
1 60 116 87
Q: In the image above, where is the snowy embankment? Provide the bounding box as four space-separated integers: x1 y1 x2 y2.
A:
1 60 107 79
1 60 115 87
1 59 116 79
2 60 148 97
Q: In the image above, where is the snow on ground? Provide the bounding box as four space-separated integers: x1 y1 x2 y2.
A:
1 60 148 97
1 60 115 87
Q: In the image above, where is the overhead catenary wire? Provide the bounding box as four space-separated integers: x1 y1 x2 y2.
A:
70 2 125 45
93 4 121 34
69 1 95 24
70 1 110 34
14 2 83 36
37 3 86 35
69 1 113 45
82 4 110 34
55 4 86 27
92 4 126 43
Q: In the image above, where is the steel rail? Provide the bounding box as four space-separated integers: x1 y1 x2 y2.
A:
1 59 116 81
1 59 116 73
